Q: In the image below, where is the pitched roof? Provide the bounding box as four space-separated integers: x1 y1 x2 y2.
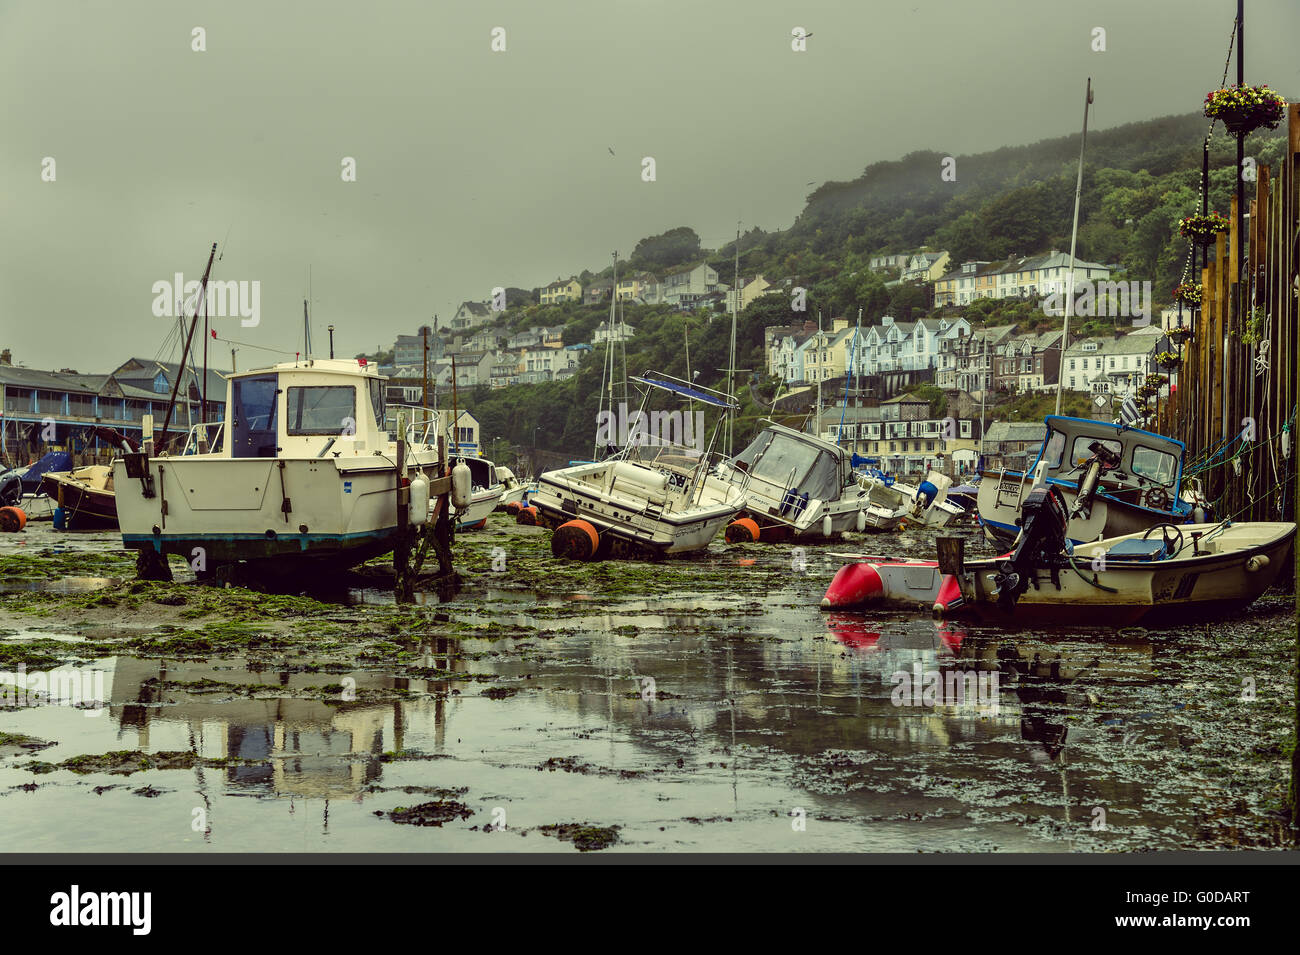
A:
984 421 1047 443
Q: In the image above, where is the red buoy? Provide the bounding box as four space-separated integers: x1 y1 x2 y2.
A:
0 506 26 533
516 506 539 525
505 501 522 515
552 519 599 560
724 517 761 543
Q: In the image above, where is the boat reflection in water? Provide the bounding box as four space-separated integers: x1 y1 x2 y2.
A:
106 639 467 833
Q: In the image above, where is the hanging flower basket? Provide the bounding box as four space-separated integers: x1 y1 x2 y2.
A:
1178 212 1230 244
1166 325 1194 345
1173 282 1203 307
1203 85 1287 135
1154 350 1182 369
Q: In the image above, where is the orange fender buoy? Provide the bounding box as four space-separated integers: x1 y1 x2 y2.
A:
0 506 26 533
516 505 539 526
724 517 761 544
552 519 599 560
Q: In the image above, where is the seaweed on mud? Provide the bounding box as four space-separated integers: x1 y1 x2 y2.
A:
537 823 620 851
21 750 268 776
383 800 474 826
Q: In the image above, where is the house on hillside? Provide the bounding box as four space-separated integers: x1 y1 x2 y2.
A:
450 301 494 332
661 264 720 306
993 329 1065 393
541 278 583 306
583 278 614 305
1061 326 1166 395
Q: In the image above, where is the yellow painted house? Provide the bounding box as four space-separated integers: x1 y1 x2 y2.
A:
540 278 583 305
800 319 852 382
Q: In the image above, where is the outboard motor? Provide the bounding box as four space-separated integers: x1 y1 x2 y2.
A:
993 484 1069 611
1071 441 1121 519
911 470 952 517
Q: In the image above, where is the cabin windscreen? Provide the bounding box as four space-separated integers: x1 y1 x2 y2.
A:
1068 435 1121 469
1041 428 1067 471
745 432 839 500
287 386 356 436
1131 445 1177 487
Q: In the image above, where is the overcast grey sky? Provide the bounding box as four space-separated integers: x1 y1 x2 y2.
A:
2 0 1296 371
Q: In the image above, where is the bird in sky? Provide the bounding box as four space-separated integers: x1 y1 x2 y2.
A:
608 146 615 156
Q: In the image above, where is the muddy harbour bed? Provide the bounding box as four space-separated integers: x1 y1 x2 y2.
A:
0 515 1294 853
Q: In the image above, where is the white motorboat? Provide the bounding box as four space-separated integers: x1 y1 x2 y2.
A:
947 480 1293 626
717 423 890 542
452 455 505 530
494 465 529 512
852 472 911 532
529 374 745 559
114 358 446 574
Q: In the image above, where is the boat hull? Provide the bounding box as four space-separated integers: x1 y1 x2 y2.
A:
42 469 118 530
950 522 1294 627
455 487 504 530
531 467 740 557
113 453 443 568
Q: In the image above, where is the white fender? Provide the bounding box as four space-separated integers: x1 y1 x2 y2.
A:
408 473 430 525
451 462 472 510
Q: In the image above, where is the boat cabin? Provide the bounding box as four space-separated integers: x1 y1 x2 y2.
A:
1029 415 1186 510
728 424 853 505
214 359 389 460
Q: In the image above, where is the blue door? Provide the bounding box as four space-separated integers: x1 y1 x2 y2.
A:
232 375 279 458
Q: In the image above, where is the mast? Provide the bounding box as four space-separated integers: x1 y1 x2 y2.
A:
159 243 217 451
727 222 739 454
815 310 822 438
201 287 208 425
595 251 618 460
1055 76 1092 416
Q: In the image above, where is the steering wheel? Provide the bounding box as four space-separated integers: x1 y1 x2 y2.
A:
1144 485 1170 511
1141 522 1184 556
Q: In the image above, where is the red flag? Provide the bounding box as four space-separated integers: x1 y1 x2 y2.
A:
210 329 217 339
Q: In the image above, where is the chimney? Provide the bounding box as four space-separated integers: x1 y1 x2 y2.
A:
0 349 10 366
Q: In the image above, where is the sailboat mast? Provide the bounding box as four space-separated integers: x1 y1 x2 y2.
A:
158 242 217 450
1056 76 1092 417
596 251 618 460
727 222 739 455
815 310 822 438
